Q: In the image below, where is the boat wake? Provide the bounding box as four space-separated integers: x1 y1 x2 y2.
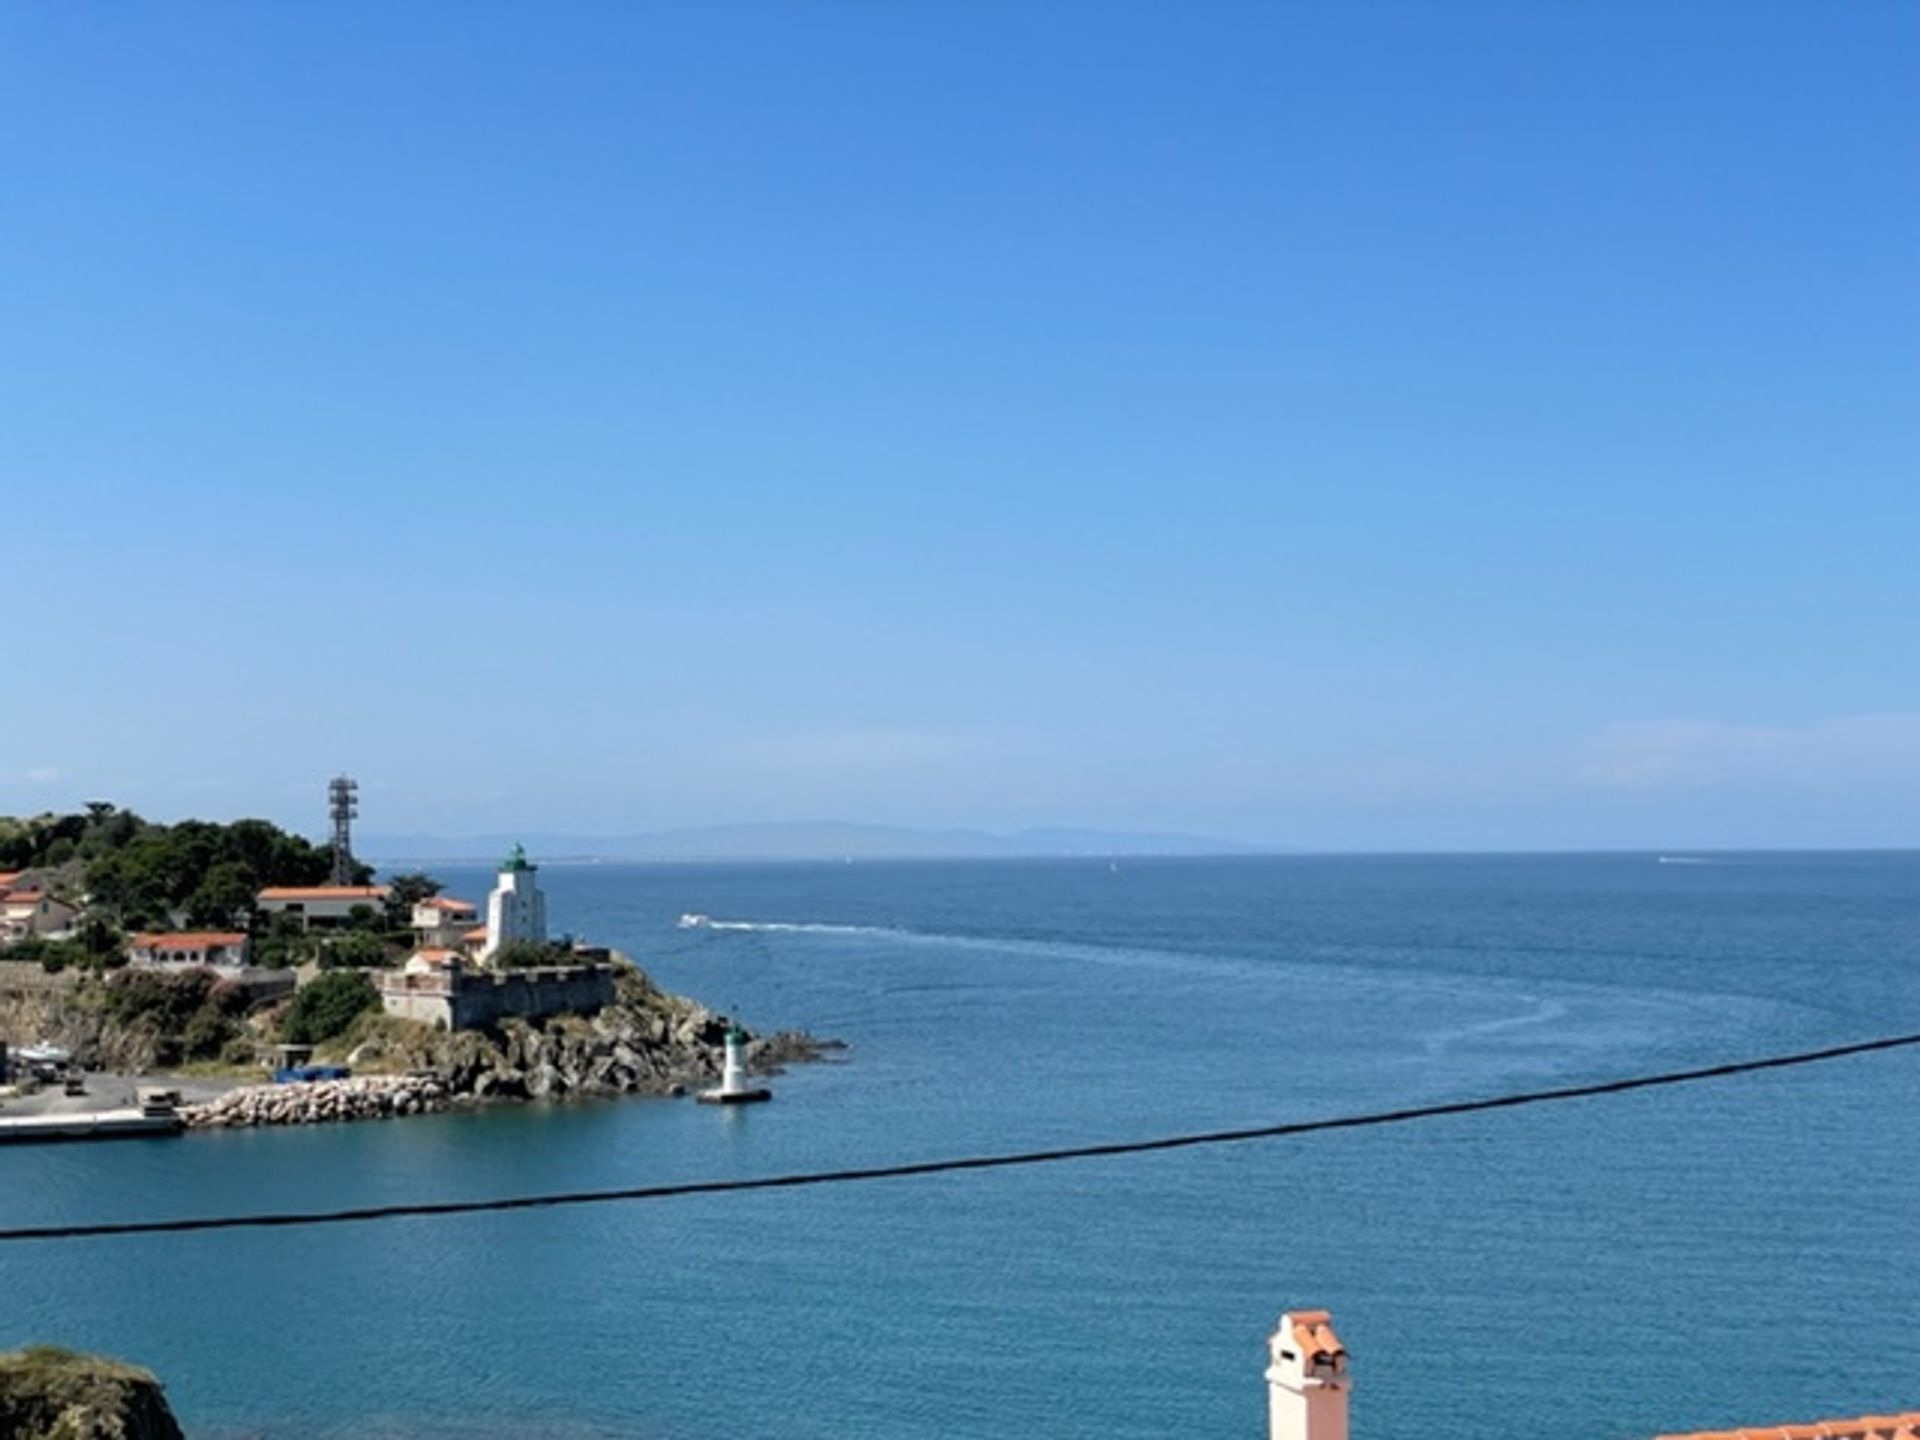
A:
677 913 901 937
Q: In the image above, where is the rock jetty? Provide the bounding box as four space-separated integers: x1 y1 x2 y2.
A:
183 1074 448 1128
184 969 834 1129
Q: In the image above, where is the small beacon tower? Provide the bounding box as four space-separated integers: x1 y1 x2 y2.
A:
1266 1309 1349 1440
697 1021 771 1105
481 843 548 965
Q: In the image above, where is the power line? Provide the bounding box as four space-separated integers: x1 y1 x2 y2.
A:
5 1028 1916 1245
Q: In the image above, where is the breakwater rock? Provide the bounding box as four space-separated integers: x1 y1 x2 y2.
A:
370 966 832 1106
183 969 836 1128
183 1074 449 1128
0 1346 186 1440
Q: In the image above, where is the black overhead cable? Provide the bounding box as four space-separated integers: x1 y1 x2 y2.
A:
2 1027 1915 1246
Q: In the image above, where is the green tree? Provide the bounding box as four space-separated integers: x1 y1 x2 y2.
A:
180 1009 237 1061
280 971 379 1045
97 970 219 1034
383 871 441 925
75 915 121 960
316 844 376 887
185 861 257 929
320 930 391 969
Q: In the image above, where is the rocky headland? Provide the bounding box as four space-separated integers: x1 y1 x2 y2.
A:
181 966 834 1128
0 1346 186 1440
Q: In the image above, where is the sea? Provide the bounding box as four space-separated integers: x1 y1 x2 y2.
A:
2 853 1917 1439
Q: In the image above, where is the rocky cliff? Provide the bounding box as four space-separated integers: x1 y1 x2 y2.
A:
0 1347 185 1440
182 967 834 1127
0 984 164 1073
384 967 825 1102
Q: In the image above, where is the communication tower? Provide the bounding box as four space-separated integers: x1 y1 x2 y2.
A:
327 775 359 884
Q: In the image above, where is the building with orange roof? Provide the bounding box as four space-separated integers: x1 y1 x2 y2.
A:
1654 1415 1920 1439
410 894 480 949
254 884 390 930
1262 1308 1911 1440
127 931 251 970
0 886 80 944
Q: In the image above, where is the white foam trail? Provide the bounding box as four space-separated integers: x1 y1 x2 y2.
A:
681 917 904 937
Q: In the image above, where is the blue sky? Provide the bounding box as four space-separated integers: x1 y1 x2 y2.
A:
2 2 1915 849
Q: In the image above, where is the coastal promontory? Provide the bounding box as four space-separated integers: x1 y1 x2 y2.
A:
0 1347 186 1440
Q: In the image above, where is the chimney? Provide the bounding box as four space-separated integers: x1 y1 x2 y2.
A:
1266 1309 1349 1440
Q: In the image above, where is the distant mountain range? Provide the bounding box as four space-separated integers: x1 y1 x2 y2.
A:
358 821 1260 865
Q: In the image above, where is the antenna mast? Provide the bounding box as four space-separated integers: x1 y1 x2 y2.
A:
327 775 359 884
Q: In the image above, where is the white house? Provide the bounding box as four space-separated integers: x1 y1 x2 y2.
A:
0 887 80 943
410 895 480 950
254 884 390 929
127 931 251 970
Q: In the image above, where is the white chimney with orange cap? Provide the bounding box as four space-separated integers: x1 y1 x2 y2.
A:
1265 1308 1350 1440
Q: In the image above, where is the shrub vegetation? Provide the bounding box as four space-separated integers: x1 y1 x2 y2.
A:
280 970 380 1045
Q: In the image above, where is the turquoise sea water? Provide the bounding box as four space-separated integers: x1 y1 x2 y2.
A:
3 854 1918 1438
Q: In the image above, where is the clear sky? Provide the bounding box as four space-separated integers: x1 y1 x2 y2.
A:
3 2 1915 850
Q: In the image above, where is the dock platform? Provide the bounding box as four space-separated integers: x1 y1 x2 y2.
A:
0 1107 183 1144
696 1086 772 1105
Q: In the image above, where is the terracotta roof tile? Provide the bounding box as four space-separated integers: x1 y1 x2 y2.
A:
256 885 390 901
1288 1311 1345 1360
131 932 248 949
1654 1412 1920 1440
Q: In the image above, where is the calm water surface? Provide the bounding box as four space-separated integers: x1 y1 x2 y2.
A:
3 854 1917 1437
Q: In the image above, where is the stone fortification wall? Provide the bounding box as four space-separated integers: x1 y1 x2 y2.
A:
380 964 615 1030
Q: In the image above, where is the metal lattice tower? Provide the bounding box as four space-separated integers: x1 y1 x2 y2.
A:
327 775 359 884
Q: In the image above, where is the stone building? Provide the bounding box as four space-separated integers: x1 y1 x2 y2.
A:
377 958 614 1030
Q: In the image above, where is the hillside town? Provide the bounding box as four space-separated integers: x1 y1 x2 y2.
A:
0 790 614 1034
0 784 817 1121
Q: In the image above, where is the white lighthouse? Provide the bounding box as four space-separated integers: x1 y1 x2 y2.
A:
721 1024 748 1093
697 1021 772 1104
1266 1309 1349 1440
481 842 547 965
